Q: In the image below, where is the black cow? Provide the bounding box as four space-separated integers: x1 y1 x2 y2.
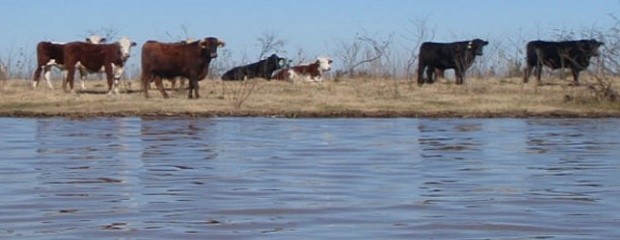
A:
523 39 603 85
221 54 288 81
417 38 489 85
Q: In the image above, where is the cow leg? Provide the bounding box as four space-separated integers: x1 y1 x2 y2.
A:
111 64 123 95
103 64 115 95
535 66 543 85
141 74 152 99
188 77 200 99
571 69 580 86
455 69 464 85
154 76 169 99
64 66 76 93
43 67 55 90
79 68 88 90
523 65 533 83
32 65 43 89
425 67 435 84
417 63 426 85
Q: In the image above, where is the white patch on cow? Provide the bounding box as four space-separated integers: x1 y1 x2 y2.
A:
117 37 136 60
86 35 106 44
316 57 333 72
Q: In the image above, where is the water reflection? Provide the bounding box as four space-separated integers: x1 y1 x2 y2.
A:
0 117 618 239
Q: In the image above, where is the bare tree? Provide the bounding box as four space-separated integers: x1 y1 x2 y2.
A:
402 18 436 82
335 31 393 78
256 31 286 60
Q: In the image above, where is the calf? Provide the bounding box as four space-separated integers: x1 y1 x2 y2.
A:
32 35 106 89
417 38 489 85
141 37 225 99
221 54 288 81
523 39 603 85
271 57 333 82
62 38 137 94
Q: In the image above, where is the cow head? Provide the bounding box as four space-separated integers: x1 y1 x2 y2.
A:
579 39 604 57
85 35 106 44
199 37 225 58
467 38 489 56
266 54 290 69
316 57 333 72
117 37 137 61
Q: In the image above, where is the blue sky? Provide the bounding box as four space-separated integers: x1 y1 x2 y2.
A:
0 0 618 74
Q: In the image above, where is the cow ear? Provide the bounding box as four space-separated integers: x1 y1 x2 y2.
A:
100 38 107 43
483 41 489 46
217 39 225 47
85 38 92 43
131 42 137 47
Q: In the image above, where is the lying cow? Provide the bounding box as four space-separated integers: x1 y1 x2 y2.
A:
62 38 137 94
523 39 603 85
32 35 106 89
221 54 288 81
141 37 225 99
417 38 489 85
271 57 333 82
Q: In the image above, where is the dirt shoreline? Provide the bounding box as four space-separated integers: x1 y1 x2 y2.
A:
2 109 620 119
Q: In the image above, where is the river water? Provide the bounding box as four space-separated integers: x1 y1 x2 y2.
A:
0 117 618 239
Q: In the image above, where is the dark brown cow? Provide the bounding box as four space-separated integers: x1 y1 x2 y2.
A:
62 38 136 94
141 37 225 99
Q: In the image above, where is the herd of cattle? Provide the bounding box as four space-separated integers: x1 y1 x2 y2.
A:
30 35 604 99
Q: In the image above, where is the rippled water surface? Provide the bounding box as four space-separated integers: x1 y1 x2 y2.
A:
1 117 619 239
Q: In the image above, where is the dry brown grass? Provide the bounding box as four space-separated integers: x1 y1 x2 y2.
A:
1 76 619 118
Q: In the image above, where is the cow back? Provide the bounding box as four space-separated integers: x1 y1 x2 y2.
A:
37 42 65 65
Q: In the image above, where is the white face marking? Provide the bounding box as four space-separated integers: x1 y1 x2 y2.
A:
316 57 333 72
86 35 105 44
117 37 135 60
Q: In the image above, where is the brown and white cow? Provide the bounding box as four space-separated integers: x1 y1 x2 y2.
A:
271 57 333 82
75 37 137 91
32 35 106 90
141 37 225 99
62 38 137 94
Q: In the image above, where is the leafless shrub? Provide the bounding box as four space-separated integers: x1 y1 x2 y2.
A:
0 46 35 80
256 30 286 60
334 31 393 79
403 18 436 83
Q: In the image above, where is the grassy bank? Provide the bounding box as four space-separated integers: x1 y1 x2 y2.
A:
1 77 619 118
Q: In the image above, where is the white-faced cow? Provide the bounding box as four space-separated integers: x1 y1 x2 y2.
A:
417 38 489 85
62 38 137 94
221 54 289 81
75 37 137 91
523 39 604 85
271 57 333 82
141 37 225 99
32 35 106 90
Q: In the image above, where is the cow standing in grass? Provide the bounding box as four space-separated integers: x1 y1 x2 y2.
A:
417 38 489 85
32 35 106 90
62 38 137 94
523 39 604 85
141 37 225 99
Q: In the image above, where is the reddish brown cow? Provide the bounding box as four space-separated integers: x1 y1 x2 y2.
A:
141 37 225 99
32 35 106 90
62 40 136 94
